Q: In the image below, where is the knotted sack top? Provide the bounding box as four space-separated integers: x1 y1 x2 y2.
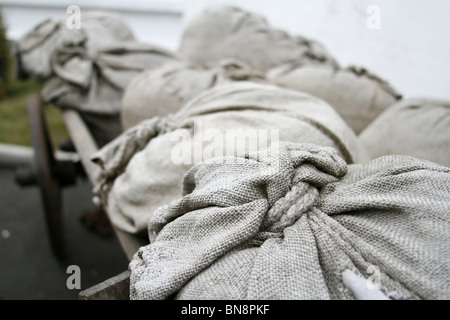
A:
17 11 177 114
129 142 450 300
91 82 368 236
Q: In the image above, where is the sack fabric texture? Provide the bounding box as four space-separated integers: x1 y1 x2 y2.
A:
178 6 339 73
128 142 450 300
267 64 402 134
17 11 177 146
92 82 367 236
359 98 450 167
120 59 265 131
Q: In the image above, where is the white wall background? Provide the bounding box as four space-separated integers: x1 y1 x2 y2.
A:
1 0 449 101
183 0 450 101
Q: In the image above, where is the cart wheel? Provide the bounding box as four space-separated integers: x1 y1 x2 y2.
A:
27 93 65 260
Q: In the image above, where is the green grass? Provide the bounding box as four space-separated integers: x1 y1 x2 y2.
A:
0 78 69 148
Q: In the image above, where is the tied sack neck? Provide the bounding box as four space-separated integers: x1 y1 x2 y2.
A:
91 116 176 203
130 142 347 300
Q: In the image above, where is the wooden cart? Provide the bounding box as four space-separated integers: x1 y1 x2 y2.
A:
14 93 144 299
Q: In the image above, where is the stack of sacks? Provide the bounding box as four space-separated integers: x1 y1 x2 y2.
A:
359 98 450 167
17 11 177 146
178 6 339 72
267 64 402 134
129 142 450 300
119 6 340 131
86 6 450 300
120 59 265 131
92 82 367 236
177 6 402 135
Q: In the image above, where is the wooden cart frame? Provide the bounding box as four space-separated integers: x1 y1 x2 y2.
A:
17 93 143 299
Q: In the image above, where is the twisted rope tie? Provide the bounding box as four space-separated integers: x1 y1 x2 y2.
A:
262 181 319 233
92 114 176 203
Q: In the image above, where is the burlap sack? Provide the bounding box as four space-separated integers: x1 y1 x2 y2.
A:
120 59 265 131
178 6 338 73
267 64 402 134
359 98 450 167
92 82 367 236
16 19 63 80
17 11 177 146
129 142 450 300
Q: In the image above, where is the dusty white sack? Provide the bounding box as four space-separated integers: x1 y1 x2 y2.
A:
129 142 450 300
359 98 450 167
178 6 338 73
92 82 367 235
17 11 178 145
120 59 265 130
267 64 402 134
